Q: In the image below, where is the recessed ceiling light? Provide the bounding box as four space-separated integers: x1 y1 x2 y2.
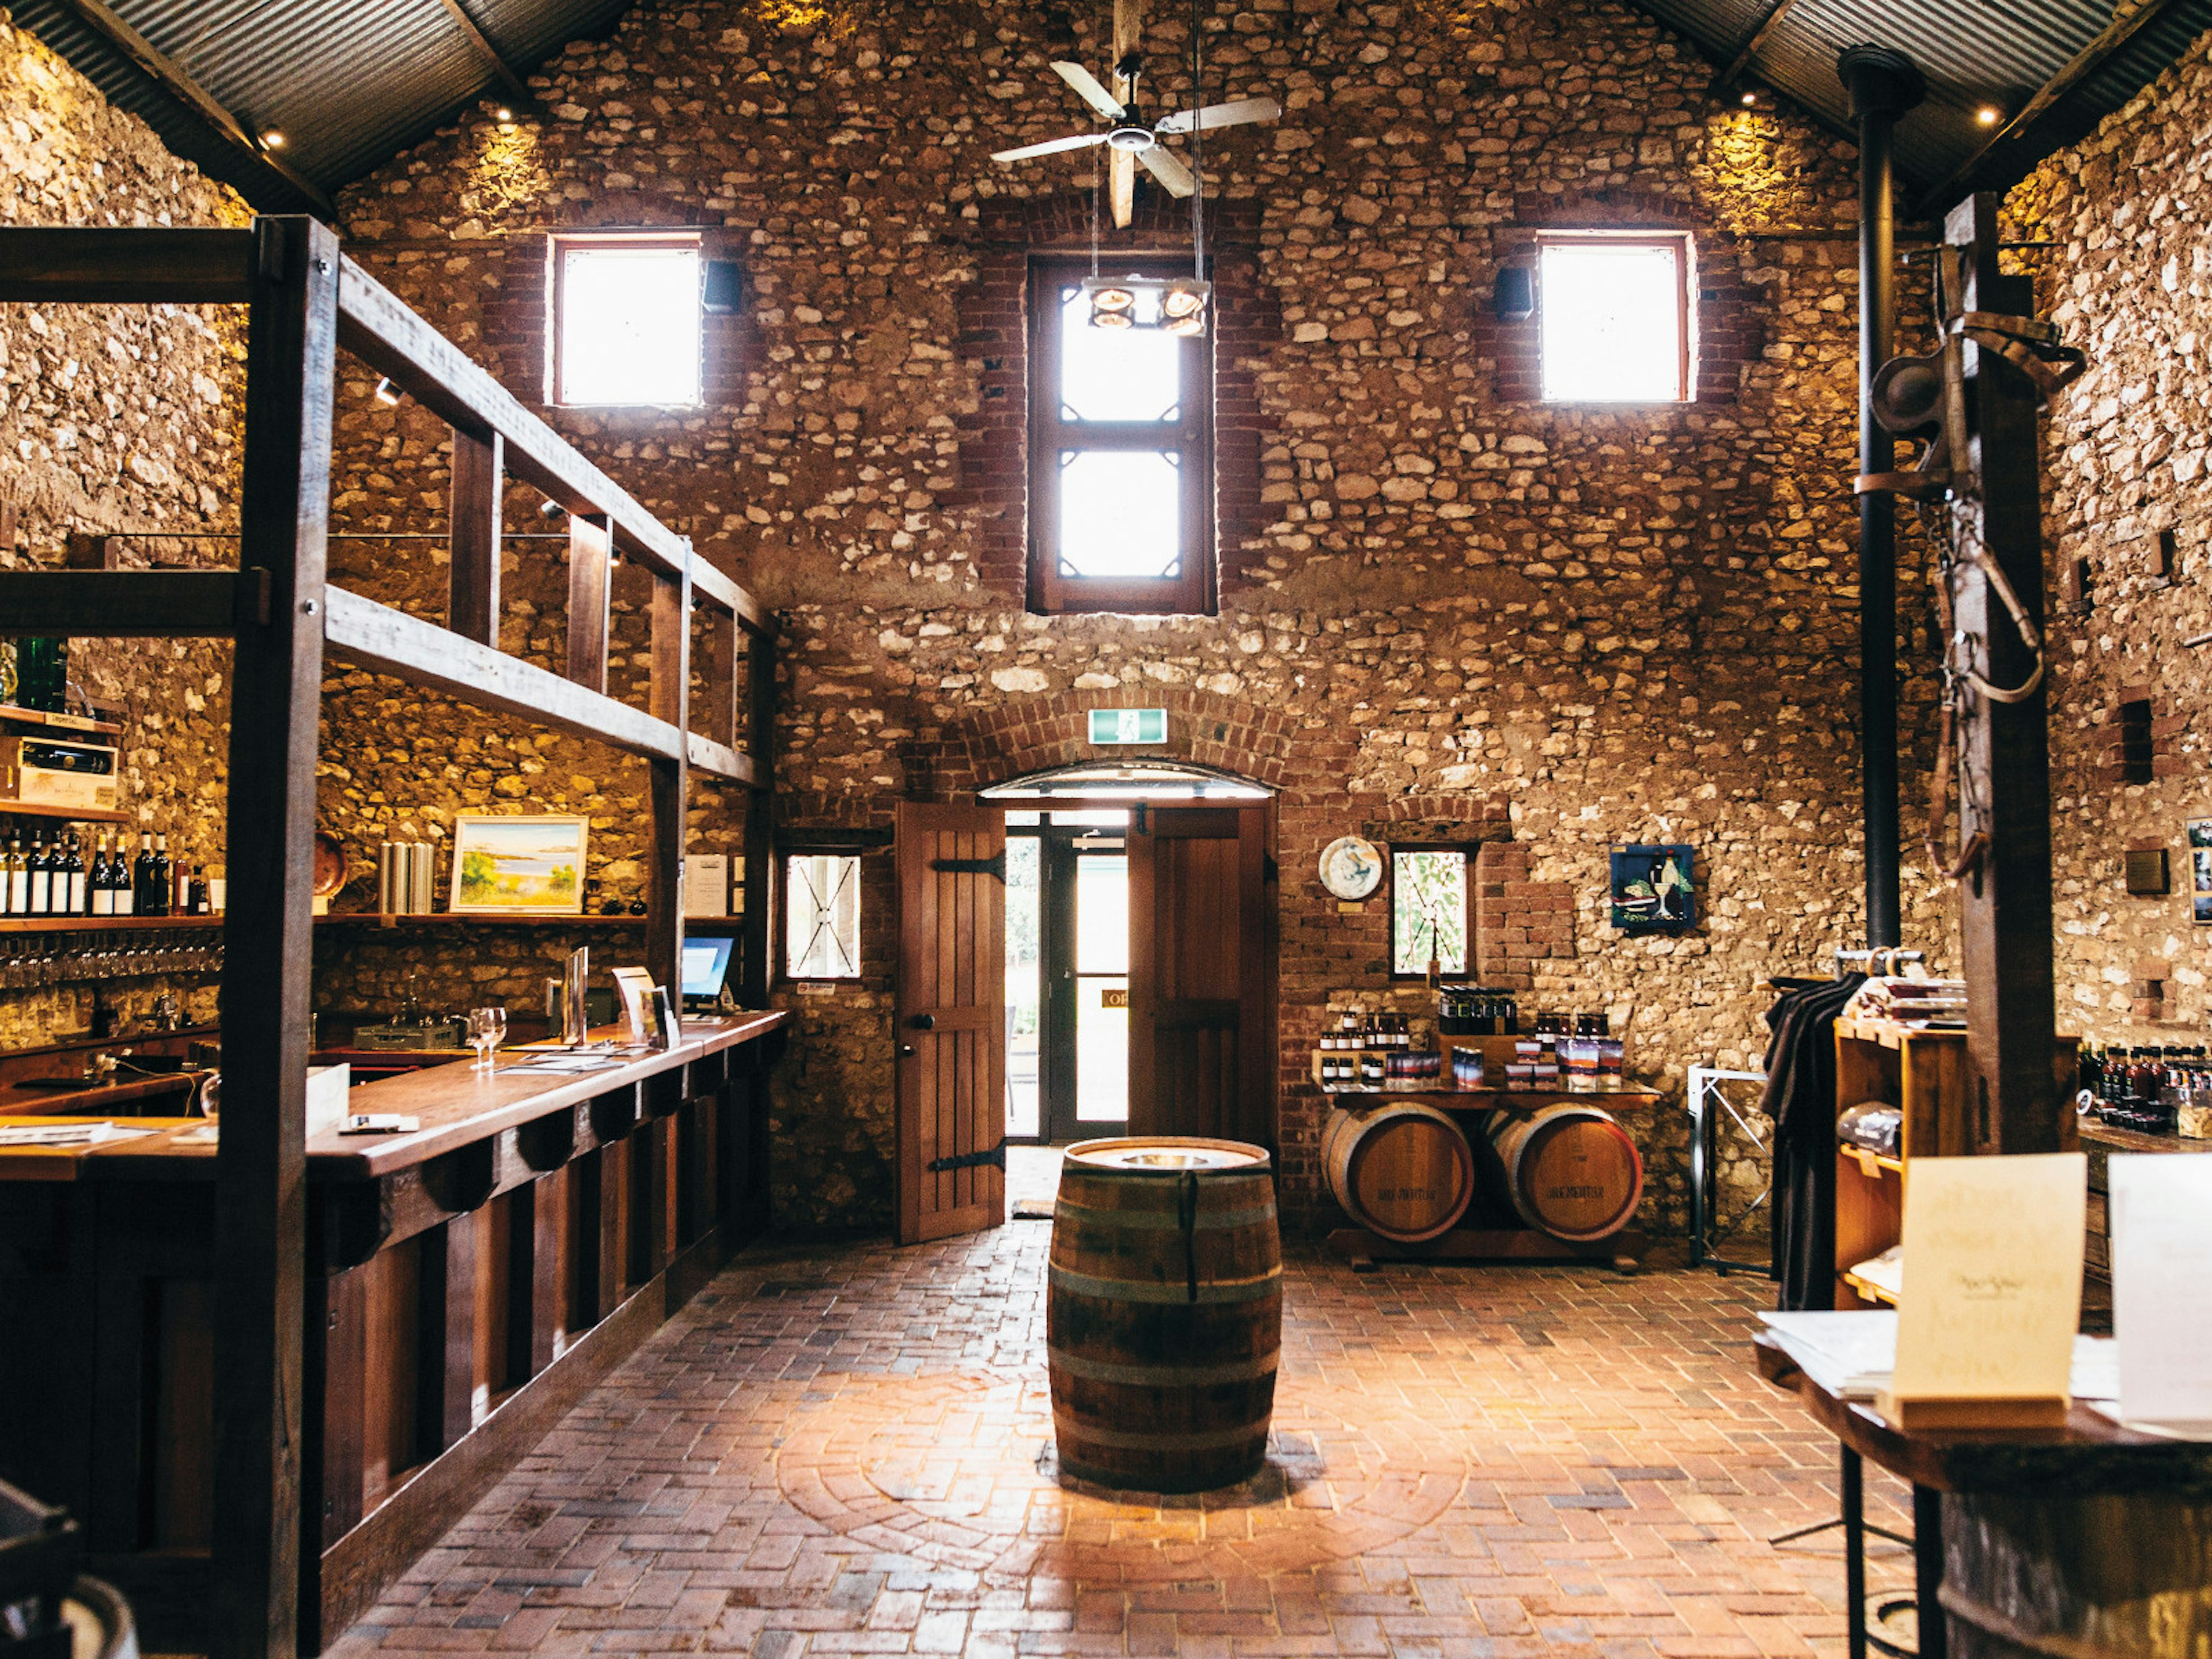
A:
1740 90 1757 107
1976 105 2002 126
260 128 285 149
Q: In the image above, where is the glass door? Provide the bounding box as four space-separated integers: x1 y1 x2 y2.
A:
1003 812 1130 1144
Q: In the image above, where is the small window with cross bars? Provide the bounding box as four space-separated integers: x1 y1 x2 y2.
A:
784 853 861 980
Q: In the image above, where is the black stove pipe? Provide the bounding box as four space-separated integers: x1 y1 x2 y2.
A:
1839 46 1924 951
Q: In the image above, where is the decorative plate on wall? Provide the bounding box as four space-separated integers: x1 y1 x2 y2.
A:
1317 835 1385 901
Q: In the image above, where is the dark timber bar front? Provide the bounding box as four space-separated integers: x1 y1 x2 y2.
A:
0 219 782 1659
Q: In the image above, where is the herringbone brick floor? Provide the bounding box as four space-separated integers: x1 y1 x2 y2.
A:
331 1214 1914 1658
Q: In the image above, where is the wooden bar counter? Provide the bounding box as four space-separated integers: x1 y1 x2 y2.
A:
0 1010 787 1652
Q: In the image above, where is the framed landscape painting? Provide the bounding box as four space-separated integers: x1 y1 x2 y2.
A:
449 815 589 915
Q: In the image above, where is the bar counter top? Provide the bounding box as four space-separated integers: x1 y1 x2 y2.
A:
0 1010 787 1184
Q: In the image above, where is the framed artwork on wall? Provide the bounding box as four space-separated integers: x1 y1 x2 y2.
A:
1611 843 1696 932
2190 820 2212 924
449 814 589 915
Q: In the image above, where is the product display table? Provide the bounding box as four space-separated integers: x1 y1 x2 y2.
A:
1755 1331 2212 1659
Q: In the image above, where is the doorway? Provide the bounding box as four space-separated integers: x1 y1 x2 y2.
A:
1005 810 1130 1144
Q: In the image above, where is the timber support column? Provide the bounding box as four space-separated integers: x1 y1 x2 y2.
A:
1945 192 2063 1154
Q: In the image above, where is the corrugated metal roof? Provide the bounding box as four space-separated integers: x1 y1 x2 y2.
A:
9 0 630 213
1634 0 2212 209
13 0 2212 215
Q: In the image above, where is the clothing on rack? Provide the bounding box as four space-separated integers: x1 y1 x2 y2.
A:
1760 970 1867 1310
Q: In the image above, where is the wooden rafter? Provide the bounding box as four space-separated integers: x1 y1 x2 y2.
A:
41 0 337 217
1916 0 2186 211
429 0 541 114
1711 0 1809 93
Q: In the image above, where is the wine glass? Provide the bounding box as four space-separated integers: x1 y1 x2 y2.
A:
467 1007 507 1073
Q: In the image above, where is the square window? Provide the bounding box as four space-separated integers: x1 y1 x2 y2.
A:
1391 847 1470 978
552 235 703 407
1538 237 1690 404
785 853 861 980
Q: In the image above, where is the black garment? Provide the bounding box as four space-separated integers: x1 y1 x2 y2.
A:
1760 972 1866 1310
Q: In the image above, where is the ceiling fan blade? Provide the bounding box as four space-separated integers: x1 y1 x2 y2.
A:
1137 145 1194 197
1051 60 1124 120
1110 146 1135 228
1112 0 1144 66
1155 96 1284 135
991 131 1109 163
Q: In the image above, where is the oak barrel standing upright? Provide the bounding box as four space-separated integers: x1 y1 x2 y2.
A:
1047 1138 1282 1492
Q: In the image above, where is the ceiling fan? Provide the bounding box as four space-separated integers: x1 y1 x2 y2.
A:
990 0 1282 228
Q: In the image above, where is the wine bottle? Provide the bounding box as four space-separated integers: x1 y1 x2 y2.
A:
63 831 86 916
3 830 24 916
151 833 172 918
90 835 112 917
133 832 154 916
26 831 50 917
115 833 136 916
188 864 209 916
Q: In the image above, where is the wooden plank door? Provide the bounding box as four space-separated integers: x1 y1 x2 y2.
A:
895 801 1007 1243
1127 803 1276 1149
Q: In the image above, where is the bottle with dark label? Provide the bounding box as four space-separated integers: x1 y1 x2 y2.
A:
62 831 86 915
132 832 154 915
26 831 50 916
150 834 172 918
188 864 209 916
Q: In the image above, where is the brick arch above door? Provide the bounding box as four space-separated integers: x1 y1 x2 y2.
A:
904 689 1305 804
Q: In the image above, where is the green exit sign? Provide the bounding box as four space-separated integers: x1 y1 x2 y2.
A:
1088 707 1168 745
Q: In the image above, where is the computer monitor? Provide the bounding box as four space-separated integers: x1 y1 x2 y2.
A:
680 934 736 1007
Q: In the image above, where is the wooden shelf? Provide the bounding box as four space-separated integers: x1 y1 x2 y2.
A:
0 800 131 824
0 703 123 736
1841 1267 1900 1307
314 913 741 930
1323 1082 1661 1110
0 914 221 934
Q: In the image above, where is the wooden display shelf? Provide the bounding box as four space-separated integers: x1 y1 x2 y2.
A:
1323 1082 1661 1111
0 800 131 824
0 913 222 934
0 702 123 736
1328 1225 1647 1273
315 912 741 929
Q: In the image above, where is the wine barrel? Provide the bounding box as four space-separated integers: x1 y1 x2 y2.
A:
1482 1104 1643 1241
1047 1137 1281 1493
1322 1101 1476 1242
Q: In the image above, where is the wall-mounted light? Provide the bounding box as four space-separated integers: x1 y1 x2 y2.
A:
260 128 285 149
539 497 566 520
495 107 514 123
1081 274 1212 338
373 376 403 407
1976 105 2002 127
1740 89 1758 107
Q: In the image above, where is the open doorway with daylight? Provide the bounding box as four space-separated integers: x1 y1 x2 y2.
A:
894 760 1277 1241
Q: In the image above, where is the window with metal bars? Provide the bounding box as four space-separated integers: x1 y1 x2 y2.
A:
783 853 861 980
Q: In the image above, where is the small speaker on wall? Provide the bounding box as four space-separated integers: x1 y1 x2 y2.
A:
703 258 744 315
1494 266 1535 321
2124 847 2171 896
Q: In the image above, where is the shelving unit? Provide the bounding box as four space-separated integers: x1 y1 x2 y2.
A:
313 912 741 930
0 914 223 934
0 801 131 824
0 703 122 735
1832 1018 2078 1308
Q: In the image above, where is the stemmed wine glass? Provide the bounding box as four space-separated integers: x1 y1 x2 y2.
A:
467 1006 507 1074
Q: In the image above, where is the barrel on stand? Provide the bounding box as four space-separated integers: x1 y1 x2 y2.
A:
1322 1101 1476 1242
1482 1103 1644 1241
1047 1137 1281 1493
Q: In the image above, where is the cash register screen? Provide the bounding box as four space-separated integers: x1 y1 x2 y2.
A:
681 935 735 1003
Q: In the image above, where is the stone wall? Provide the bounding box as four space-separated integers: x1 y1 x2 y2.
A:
2011 25 2212 1044
0 12 248 1049
325 0 1962 1232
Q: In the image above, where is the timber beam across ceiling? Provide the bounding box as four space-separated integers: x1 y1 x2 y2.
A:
41 0 338 218
430 0 543 116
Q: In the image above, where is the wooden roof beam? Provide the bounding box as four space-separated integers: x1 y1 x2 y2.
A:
41 0 337 218
1710 0 1810 95
1916 0 2186 213
429 0 543 116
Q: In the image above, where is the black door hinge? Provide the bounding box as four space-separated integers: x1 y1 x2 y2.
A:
927 1139 1007 1173
930 851 1006 880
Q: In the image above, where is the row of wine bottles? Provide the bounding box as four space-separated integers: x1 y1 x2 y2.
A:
0 825 217 919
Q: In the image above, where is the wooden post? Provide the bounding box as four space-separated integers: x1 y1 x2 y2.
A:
1945 193 2062 1155
646 560 690 1001
566 514 612 692
448 428 502 646
740 627 775 1006
212 213 335 1659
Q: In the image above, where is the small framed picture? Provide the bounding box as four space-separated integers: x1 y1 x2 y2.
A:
2191 820 2212 924
1611 844 1697 933
449 815 589 915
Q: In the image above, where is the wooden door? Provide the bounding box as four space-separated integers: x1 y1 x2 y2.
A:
1127 803 1276 1148
895 801 1007 1243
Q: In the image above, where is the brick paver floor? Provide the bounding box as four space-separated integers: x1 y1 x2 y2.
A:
331 1216 1917 1658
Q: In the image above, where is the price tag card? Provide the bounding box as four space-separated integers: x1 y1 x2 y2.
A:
2112 1154 2212 1429
1887 1152 2085 1424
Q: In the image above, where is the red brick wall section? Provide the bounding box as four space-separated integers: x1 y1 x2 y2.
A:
1474 842 1575 992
